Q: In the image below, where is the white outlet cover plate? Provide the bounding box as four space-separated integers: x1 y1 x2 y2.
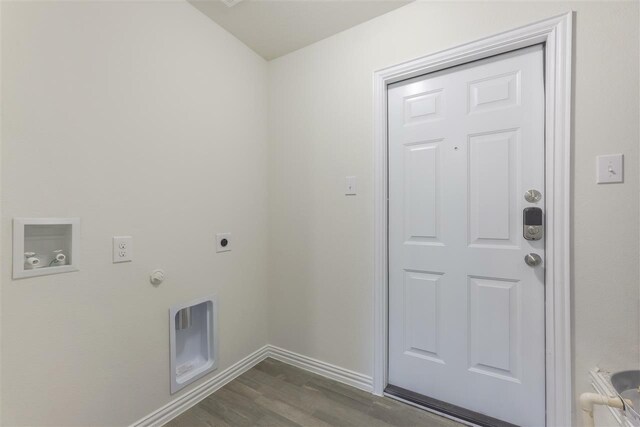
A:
216 233 231 253
113 236 133 263
345 176 357 195
597 154 624 184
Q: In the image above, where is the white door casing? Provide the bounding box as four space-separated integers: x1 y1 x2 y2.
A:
372 13 572 427
388 45 544 426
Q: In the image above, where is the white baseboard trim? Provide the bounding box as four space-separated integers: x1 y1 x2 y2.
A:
266 345 373 393
130 345 270 427
130 345 373 427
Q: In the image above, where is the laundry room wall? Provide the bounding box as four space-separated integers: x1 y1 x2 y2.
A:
267 2 639 423
1 1 269 425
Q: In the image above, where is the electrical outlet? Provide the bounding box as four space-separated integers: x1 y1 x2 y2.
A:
113 236 133 263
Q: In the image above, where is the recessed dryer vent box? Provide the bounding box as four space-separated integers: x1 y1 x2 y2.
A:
13 218 80 279
170 295 218 394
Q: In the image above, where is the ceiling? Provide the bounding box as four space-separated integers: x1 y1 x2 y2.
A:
188 0 413 60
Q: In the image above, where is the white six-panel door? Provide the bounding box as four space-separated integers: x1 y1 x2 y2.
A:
388 45 545 426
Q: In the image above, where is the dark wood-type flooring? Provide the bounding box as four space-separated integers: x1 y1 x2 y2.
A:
165 358 464 427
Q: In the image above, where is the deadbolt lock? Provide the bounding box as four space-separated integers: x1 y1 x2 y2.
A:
524 189 542 203
523 207 544 241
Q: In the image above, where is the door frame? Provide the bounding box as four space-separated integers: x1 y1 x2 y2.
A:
373 13 573 426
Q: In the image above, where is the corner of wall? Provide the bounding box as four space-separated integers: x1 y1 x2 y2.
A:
0 0 3 422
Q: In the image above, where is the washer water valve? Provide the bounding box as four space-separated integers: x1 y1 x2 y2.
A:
24 252 40 269
49 249 67 266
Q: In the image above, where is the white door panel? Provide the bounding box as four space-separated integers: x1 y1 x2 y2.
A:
388 45 545 426
404 143 439 241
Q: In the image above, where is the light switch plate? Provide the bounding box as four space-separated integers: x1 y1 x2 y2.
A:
597 154 624 184
345 176 357 195
113 236 133 263
216 233 231 253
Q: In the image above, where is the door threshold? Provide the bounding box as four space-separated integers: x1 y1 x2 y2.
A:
384 384 519 427
383 391 479 427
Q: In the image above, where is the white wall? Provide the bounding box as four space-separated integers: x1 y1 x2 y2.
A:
1 1 269 425
267 1 639 424
2 1 638 426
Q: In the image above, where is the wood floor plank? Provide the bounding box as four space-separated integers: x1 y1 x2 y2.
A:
254 395 332 427
186 405 231 427
214 387 301 427
164 358 464 427
240 368 324 413
199 393 256 427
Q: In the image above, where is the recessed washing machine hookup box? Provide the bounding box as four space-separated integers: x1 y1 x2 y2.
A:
13 218 80 279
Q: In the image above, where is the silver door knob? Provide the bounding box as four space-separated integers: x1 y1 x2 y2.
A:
524 253 542 267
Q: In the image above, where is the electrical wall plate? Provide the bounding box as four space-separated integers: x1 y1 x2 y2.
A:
216 233 231 253
596 154 624 184
345 176 357 195
112 236 133 263
13 217 80 279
